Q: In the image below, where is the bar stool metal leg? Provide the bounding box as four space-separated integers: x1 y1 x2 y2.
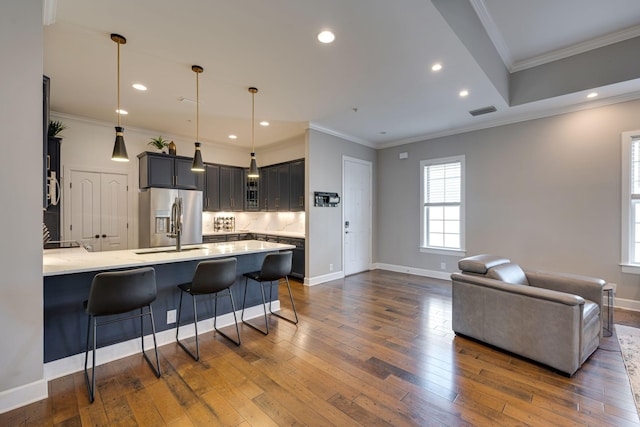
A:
83 315 97 403
268 277 299 325
241 276 270 335
142 306 161 377
213 289 241 345
176 289 201 361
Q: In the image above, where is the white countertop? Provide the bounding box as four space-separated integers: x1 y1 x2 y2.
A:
43 240 294 277
203 230 305 239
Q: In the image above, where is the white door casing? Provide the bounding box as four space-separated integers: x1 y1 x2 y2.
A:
343 157 372 276
69 170 128 252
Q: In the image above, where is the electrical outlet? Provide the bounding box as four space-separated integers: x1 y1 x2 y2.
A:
167 309 177 324
329 263 334 272
440 262 446 270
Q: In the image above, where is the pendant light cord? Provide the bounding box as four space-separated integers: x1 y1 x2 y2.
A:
251 90 255 153
117 40 121 127
196 70 199 142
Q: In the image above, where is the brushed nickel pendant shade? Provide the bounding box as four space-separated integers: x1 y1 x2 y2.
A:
247 87 259 178
191 65 205 172
111 33 129 162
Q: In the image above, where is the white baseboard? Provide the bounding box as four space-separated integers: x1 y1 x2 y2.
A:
0 379 48 415
615 297 640 312
373 263 452 281
43 302 276 382
304 271 345 286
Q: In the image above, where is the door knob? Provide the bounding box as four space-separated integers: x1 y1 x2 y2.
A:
94 235 99 239
101 234 107 238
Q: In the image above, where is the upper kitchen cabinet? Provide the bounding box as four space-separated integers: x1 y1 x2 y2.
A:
138 152 204 190
264 163 290 211
260 159 304 212
289 160 304 212
204 164 220 211
245 172 259 212
219 165 244 211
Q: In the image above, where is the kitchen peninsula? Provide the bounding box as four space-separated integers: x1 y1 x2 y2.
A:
43 240 294 365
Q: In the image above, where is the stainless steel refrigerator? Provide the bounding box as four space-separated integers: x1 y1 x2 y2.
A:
139 188 203 248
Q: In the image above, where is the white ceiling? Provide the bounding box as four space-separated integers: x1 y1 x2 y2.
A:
43 0 640 150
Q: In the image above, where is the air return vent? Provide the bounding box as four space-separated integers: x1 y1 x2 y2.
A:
469 106 497 116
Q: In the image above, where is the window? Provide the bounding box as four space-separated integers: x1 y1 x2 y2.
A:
622 131 640 273
420 156 465 255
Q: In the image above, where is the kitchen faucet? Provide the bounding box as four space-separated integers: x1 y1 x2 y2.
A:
167 197 183 251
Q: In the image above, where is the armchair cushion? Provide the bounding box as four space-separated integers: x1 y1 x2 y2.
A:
458 254 510 274
486 262 529 285
525 269 605 310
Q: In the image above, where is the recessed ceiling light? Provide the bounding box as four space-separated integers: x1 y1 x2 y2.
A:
431 63 442 72
587 92 598 98
228 134 237 139
132 83 147 91
459 90 469 98
116 109 128 115
260 121 269 126
317 30 335 44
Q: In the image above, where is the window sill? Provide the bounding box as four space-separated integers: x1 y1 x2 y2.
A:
420 247 466 257
621 264 640 274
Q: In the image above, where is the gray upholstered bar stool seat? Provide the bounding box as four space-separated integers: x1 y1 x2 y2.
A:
241 251 298 335
176 257 240 361
84 267 161 403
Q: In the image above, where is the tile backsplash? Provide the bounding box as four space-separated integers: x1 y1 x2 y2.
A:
203 211 305 235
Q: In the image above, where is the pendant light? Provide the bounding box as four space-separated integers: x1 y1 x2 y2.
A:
191 65 205 172
111 34 129 162
247 87 259 178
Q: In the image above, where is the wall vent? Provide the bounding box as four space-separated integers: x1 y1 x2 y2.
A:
469 106 497 116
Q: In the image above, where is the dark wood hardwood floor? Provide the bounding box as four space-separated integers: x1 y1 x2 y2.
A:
3 270 640 426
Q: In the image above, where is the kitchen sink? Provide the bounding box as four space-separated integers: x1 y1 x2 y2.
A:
135 246 205 255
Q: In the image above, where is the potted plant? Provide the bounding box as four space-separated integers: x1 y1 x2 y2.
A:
148 136 169 153
48 120 66 140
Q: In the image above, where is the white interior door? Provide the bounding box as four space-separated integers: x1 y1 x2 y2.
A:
100 173 128 251
70 171 101 250
69 170 128 252
343 157 372 276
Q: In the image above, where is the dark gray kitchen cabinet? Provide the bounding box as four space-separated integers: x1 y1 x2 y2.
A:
175 157 203 190
289 160 304 211
202 234 227 243
278 237 305 280
219 166 244 211
265 163 290 211
259 166 272 211
138 152 203 190
204 164 220 211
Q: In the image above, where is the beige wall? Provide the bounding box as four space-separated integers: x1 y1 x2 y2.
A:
0 0 46 406
377 98 640 304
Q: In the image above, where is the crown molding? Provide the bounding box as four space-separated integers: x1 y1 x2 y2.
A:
511 26 640 72
308 122 375 148
378 90 640 149
469 0 513 69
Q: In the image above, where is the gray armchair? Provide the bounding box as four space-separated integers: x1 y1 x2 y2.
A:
451 254 605 376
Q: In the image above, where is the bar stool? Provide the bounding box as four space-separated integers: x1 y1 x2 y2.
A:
176 258 240 361
241 251 298 335
84 267 161 403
